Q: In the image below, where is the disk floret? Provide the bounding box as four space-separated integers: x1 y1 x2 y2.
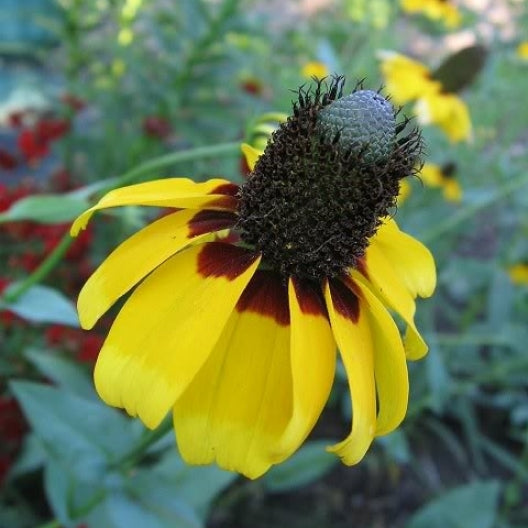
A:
236 76 422 280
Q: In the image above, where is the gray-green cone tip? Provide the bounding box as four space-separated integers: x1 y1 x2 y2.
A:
317 89 396 164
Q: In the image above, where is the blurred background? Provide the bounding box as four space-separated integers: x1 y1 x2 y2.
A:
0 0 528 527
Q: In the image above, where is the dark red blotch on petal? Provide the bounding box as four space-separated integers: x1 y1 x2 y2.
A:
291 277 329 319
236 270 290 326
197 242 259 280
328 278 360 323
187 210 237 238
209 182 240 197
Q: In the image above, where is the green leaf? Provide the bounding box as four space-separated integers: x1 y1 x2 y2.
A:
406 481 501 528
25 348 95 400
10 381 140 466
133 449 235 520
44 461 73 526
105 492 200 528
425 343 451 414
0 194 89 224
262 440 337 492
9 433 46 477
431 45 488 93
376 430 411 464
0 283 79 326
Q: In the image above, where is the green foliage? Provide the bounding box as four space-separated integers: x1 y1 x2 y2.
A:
0 284 79 326
10 356 235 528
262 440 337 492
406 481 501 528
1 0 528 526
0 194 89 225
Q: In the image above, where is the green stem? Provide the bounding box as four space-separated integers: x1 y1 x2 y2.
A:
2 234 74 303
116 419 174 471
421 169 528 243
1 141 240 304
109 141 240 191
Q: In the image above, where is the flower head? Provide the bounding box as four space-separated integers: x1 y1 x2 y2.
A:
400 0 461 28
419 162 462 202
72 77 436 478
379 51 472 142
301 61 330 80
517 42 528 61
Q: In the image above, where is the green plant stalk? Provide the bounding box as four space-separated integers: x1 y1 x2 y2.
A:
116 418 174 471
2 142 240 304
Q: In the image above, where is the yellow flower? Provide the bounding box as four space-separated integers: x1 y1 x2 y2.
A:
419 162 462 202
379 51 472 142
400 0 461 28
508 263 528 285
72 78 436 479
379 52 439 105
415 92 471 142
397 179 412 205
517 42 528 61
301 61 330 80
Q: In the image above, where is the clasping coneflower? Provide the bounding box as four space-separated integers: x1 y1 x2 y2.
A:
71 77 436 479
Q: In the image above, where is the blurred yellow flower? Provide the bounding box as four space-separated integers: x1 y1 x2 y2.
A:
302 61 330 80
379 51 472 142
415 92 471 143
419 162 462 202
508 264 528 285
400 0 461 28
517 42 528 60
397 179 412 205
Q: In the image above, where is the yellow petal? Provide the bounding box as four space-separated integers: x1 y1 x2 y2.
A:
370 219 436 299
443 179 463 203
415 93 472 143
324 279 376 465
241 143 263 172
378 51 439 105
362 241 428 360
173 271 292 479
351 272 409 435
508 263 528 286
275 278 336 455
78 209 237 329
71 178 238 235
94 242 260 429
419 164 444 188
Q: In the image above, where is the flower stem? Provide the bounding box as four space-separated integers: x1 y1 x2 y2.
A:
2 234 74 303
1 141 240 304
115 419 174 471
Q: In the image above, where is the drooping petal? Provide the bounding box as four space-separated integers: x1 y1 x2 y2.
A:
360 241 428 360
241 143 263 172
173 271 292 479
94 242 260 429
370 219 436 299
350 272 409 436
78 209 238 329
275 278 336 455
71 178 239 235
324 279 376 465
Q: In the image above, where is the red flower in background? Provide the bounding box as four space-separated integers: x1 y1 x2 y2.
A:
45 324 102 363
0 396 27 487
0 149 18 170
17 118 70 164
142 116 172 140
